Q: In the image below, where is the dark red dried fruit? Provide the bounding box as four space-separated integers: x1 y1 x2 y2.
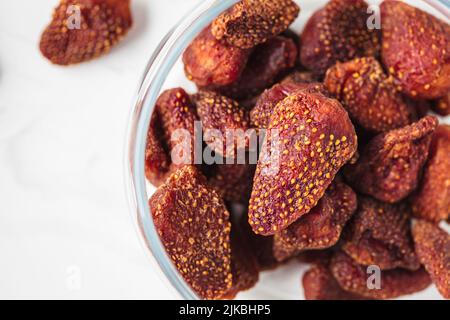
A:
411 125 450 223
183 26 251 87
381 1 450 99
250 82 302 129
149 166 233 300
300 0 380 75
297 248 334 265
238 95 260 111
325 57 416 133
222 222 259 299
412 220 450 299
432 93 450 116
216 36 298 100
342 196 420 271
208 162 256 204
193 90 251 158
274 181 357 262
330 251 431 300
145 113 172 186
250 82 328 129
249 90 357 235
303 263 367 300
344 116 438 203
157 88 198 148
145 88 198 186
237 213 279 270
40 0 132 65
281 71 319 85
211 0 300 49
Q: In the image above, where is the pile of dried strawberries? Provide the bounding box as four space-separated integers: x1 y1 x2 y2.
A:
146 0 450 300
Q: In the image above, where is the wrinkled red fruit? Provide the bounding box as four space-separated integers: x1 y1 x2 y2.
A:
216 36 298 100
300 0 380 75
381 1 450 99
145 113 171 186
237 213 279 270
40 0 132 65
145 88 198 186
344 116 438 203
211 0 300 49
342 196 420 271
432 93 450 116
303 264 367 300
250 82 328 129
183 26 251 87
222 222 259 299
207 161 256 205
330 251 431 300
149 166 232 300
249 90 357 235
325 57 416 133
412 220 450 299
274 181 357 262
411 125 450 223
297 248 334 265
281 71 319 85
238 95 261 111
157 88 198 146
193 91 251 158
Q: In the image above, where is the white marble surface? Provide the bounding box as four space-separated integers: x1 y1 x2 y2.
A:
0 0 448 300
0 0 202 299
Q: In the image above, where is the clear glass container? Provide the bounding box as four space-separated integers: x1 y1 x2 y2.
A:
126 0 450 300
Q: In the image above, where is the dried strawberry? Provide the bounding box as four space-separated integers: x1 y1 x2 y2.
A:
207 161 256 205
40 0 132 65
183 26 251 87
274 181 357 262
330 251 431 300
411 125 450 223
249 90 357 235
412 220 450 299
325 57 416 133
145 88 199 186
211 0 300 49
193 91 250 158
344 116 438 203
221 222 259 299
250 82 302 129
238 95 260 111
342 196 420 271
215 36 298 100
297 248 334 265
281 71 319 85
149 166 233 300
145 112 171 186
303 263 367 300
381 1 450 99
432 93 450 116
300 0 380 75
250 82 328 129
237 213 279 270
157 88 198 148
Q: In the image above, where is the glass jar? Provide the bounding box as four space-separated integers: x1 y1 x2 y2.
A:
126 0 450 300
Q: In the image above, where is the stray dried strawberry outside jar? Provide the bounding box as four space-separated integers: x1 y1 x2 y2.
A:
139 0 450 300
40 0 133 65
